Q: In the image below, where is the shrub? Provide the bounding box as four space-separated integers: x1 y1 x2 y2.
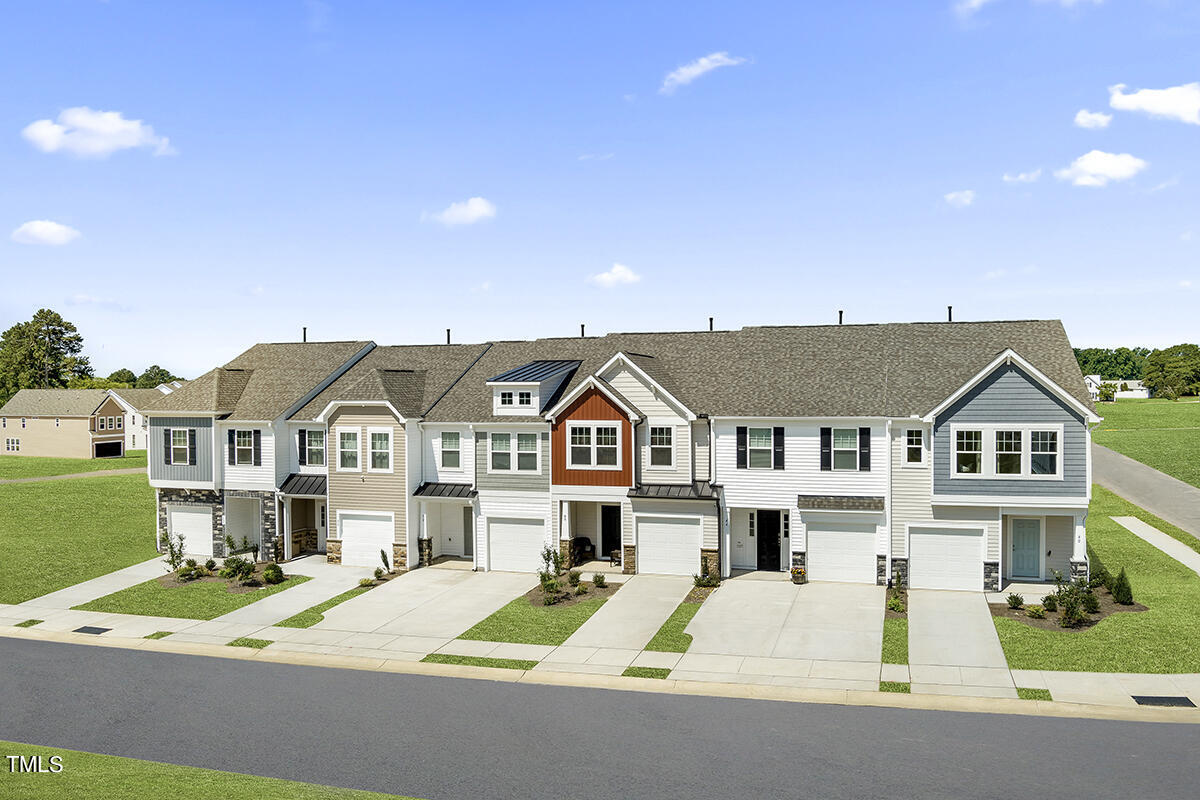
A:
204 558 216 572
1112 567 1133 605
192 565 211 578
1059 596 1086 628
224 533 237 554
1089 565 1111 591
567 570 581 587
185 558 198 569
693 557 719 588
262 563 285 585
1025 604 1045 620
359 577 375 588
593 573 607 588
891 568 906 591
177 565 195 581
162 531 186 572
886 594 905 614
219 556 254 581
374 567 385 580
1082 590 1100 614
574 583 588 596
540 545 564 577
380 549 390 574
1006 593 1024 610
1042 594 1057 612
240 575 261 587
541 579 560 605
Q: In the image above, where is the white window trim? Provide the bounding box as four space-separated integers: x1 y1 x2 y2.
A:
98 417 106 430
487 431 541 474
232 429 255 466
440 431 463 471
746 426 774 470
366 426 393 474
947 423 1064 481
902 428 926 468
517 391 532 407
305 429 326 467
566 421 622 471
831 427 859 472
169 428 190 465
116 416 123 429
336 427 361 473
646 423 675 470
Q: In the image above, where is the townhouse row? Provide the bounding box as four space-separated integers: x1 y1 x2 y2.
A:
142 320 1100 592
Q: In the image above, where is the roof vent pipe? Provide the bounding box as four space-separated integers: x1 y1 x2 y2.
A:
947 305 953 323
580 323 585 338
302 326 307 343
838 310 843 325
446 328 451 345
709 316 714 332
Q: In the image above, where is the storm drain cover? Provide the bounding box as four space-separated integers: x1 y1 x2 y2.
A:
1132 695 1195 707
73 626 111 635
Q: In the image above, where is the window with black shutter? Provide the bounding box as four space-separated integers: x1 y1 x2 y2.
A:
736 426 747 469
819 427 832 471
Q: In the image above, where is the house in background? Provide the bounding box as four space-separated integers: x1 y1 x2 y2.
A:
109 384 185 452
0 389 130 458
1083 375 1103 402
1083 374 1151 401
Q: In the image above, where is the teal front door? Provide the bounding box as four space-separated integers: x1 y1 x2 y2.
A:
1011 519 1041 578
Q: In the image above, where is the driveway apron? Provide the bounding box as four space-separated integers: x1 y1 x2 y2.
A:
771 583 884 662
686 580 796 657
564 575 692 650
908 589 1015 697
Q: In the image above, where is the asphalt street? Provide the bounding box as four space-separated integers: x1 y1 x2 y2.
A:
1 638 1197 800
1093 443 1200 539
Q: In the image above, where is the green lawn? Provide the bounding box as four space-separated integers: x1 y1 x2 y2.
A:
645 601 702 653
622 666 671 679
276 586 372 628
228 637 272 649
1093 399 1200 488
1017 687 1053 701
879 681 911 693
74 575 311 620
0 450 147 479
421 653 536 670
458 596 609 646
994 485 1200 672
881 618 908 665
0 739 416 799
0 474 158 604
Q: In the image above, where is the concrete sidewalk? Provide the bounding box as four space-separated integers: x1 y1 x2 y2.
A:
0 467 145 484
13 556 165 611
563 575 692 650
1093 443 1200 539
1112 516 1200 576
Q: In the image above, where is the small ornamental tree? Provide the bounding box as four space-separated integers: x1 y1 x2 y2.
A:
1112 567 1134 605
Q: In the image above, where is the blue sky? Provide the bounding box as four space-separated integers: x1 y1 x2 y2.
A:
2 0 1197 377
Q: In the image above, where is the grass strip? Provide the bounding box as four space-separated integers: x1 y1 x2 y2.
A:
881 617 908 665
645 601 702 653
622 666 671 679
228 637 272 649
458 596 609 646
1016 687 1053 701
421 653 536 670
0 450 147 480
144 631 172 640
879 681 911 693
276 586 372 628
15 619 42 628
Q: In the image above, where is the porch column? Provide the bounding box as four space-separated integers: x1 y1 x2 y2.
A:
1070 511 1089 581
559 501 573 568
418 502 432 566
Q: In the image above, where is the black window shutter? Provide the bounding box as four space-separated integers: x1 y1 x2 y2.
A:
820 427 832 471
163 428 171 465
228 429 235 465
297 429 307 466
858 426 871 472
772 426 785 470
253 429 262 466
736 426 747 469
188 429 197 466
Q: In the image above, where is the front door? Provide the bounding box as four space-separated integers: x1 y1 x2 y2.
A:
462 506 473 557
601 505 621 556
316 501 327 553
1011 518 1041 579
756 510 781 571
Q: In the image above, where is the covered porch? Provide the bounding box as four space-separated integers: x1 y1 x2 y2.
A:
415 482 477 567
279 473 327 561
1000 508 1088 586
557 497 624 568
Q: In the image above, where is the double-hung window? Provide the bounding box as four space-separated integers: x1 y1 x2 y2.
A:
98 417 106 430
568 423 620 469
747 427 773 468
955 430 983 474
832 428 859 471
1031 431 1058 475
368 429 392 472
441 431 461 469
905 429 924 465
171 429 189 465
649 426 673 467
306 430 325 466
338 429 359 470
517 433 538 470
116 416 123 429
491 433 511 470
490 432 539 472
995 431 1022 475
234 430 254 465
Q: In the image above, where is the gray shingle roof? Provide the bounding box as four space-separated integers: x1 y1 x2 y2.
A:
142 341 373 421
109 388 174 412
0 389 108 417
422 320 1092 422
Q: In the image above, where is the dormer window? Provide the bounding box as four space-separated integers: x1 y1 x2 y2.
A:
518 391 532 406
500 392 514 406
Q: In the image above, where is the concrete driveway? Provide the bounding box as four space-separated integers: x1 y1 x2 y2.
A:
315 567 536 640
686 581 884 662
907 589 1015 697
563 575 692 650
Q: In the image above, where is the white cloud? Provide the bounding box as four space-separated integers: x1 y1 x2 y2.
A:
471 281 491 293
954 0 998 19
588 263 640 288
660 52 746 95
421 197 497 227
1146 176 1180 193
1109 82 1200 125
1054 150 1147 187
982 268 1008 280
1181 280 1193 289
1002 168 1042 183
578 153 614 161
944 189 976 207
1074 109 1112 129
11 220 81 246
67 293 128 311
1183 231 1194 242
22 107 174 158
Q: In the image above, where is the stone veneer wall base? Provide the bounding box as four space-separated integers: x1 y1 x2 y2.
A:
889 557 909 588
622 544 636 575
418 538 433 567
984 561 1000 592
326 540 342 564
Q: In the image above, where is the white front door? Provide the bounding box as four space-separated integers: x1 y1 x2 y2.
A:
168 506 213 557
806 523 877 583
339 512 393 568
636 516 702 576
909 527 984 591
488 518 546 572
316 501 327 552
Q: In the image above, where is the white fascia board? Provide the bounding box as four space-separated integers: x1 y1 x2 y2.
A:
709 415 895 422
144 411 220 418
922 349 1101 424
105 390 138 414
315 400 408 424
598 353 697 421
543 375 641 422
484 380 543 388
931 494 1089 508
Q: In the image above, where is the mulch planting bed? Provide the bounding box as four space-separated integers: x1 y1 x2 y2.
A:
685 585 715 604
885 588 908 619
522 578 619 608
157 564 298 594
990 589 1147 632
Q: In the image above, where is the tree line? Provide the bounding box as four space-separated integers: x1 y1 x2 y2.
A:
1075 344 1200 399
0 309 184 405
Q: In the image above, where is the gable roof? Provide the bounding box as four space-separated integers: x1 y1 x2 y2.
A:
0 389 108 417
108 388 176 412
292 343 491 421
142 341 373 420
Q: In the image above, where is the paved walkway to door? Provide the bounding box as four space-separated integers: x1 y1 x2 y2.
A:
908 589 1016 698
0 467 145 484
1093 443 1200 539
563 575 692 650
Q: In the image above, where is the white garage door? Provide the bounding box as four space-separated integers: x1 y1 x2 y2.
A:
637 516 701 576
909 527 983 591
807 523 877 583
168 506 213 557
488 518 546 572
340 513 394 568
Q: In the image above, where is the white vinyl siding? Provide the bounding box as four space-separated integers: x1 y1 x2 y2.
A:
421 426 474 482
222 426 275 490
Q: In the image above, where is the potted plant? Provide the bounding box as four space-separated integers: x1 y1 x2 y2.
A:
790 566 806 585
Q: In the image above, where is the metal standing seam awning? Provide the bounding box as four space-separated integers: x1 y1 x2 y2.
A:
413 482 478 500
279 473 327 497
628 482 721 501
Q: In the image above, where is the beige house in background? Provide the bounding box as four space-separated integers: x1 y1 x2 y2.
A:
0 389 129 458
